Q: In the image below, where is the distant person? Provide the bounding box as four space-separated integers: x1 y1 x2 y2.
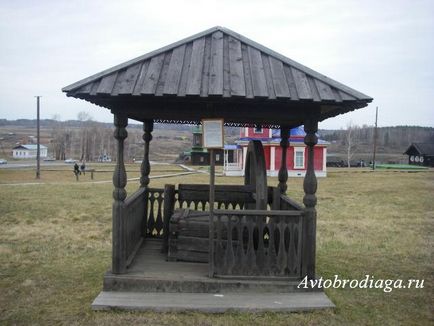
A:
80 162 86 175
73 162 80 176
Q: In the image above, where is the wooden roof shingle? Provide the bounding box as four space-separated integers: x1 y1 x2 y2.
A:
63 26 372 127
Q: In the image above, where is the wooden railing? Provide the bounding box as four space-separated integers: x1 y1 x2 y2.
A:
177 184 255 210
280 194 304 211
146 184 257 238
123 187 146 266
212 209 303 278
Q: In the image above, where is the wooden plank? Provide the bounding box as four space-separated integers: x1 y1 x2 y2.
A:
290 67 312 100
141 53 165 94
261 53 276 99
132 60 149 95
228 36 245 97
283 65 299 100
208 31 224 95
186 37 205 95
339 90 356 101
269 57 290 98
177 236 209 252
314 79 335 101
247 46 268 97
111 70 126 95
76 82 92 94
116 63 143 95
155 52 172 96
174 250 209 263
164 45 186 95
241 44 254 98
280 194 304 211
222 35 230 97
200 36 212 97
96 73 118 95
177 42 193 96
89 81 100 96
331 87 343 102
215 209 303 217
307 77 321 102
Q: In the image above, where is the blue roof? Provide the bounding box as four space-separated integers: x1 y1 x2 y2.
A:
224 144 241 150
239 125 329 145
272 126 305 137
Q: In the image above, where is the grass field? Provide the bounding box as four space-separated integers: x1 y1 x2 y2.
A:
0 166 433 325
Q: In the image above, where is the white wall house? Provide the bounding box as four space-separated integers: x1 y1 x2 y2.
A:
12 144 48 159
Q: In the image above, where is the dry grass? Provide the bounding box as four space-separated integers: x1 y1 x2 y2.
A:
0 167 433 325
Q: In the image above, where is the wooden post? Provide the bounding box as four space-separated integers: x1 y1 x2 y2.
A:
141 120 153 238
302 118 318 279
35 96 41 179
112 113 128 274
162 184 176 253
209 149 215 277
278 126 290 194
141 120 153 188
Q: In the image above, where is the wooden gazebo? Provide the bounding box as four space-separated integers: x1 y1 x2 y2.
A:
63 26 372 311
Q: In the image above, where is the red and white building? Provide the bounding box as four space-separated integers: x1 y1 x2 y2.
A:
223 126 328 177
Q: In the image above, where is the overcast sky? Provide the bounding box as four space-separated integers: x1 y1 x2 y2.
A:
0 0 433 129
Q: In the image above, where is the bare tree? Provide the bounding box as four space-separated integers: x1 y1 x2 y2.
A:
345 122 359 167
50 115 72 160
77 111 93 161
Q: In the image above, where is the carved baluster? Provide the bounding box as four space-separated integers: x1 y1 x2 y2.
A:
112 113 128 274
278 126 290 194
302 118 318 279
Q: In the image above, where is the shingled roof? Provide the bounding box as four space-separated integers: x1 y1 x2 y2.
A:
404 143 434 156
63 26 372 127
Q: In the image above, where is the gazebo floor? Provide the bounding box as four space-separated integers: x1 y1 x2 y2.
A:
94 239 334 312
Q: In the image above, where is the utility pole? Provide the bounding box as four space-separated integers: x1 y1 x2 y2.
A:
36 96 41 179
372 106 378 171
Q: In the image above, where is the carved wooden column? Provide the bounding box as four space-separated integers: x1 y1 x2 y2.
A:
140 120 153 188
140 120 153 238
278 126 290 194
112 113 128 274
302 118 318 279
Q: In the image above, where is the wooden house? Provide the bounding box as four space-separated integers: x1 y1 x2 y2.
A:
404 143 434 167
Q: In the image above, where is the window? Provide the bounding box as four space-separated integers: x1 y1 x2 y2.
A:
294 148 305 169
254 127 263 133
216 154 220 161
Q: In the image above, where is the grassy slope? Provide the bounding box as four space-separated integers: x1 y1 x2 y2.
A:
0 167 433 325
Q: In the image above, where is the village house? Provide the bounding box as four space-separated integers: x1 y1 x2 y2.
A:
12 144 48 159
224 126 328 177
404 143 434 167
